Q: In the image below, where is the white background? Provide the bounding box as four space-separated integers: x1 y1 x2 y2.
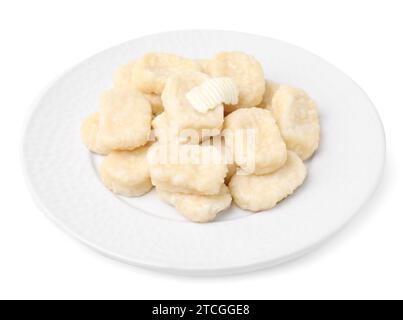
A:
0 0 401 300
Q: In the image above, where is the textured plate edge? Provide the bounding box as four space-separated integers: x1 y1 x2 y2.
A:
20 30 387 276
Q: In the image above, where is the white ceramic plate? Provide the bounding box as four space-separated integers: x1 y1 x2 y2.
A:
22 30 385 275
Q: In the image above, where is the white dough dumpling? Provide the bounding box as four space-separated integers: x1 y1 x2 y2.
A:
157 185 232 223
223 107 287 175
258 80 280 109
271 85 320 160
207 52 265 111
162 70 224 134
100 145 153 197
97 88 152 151
132 53 201 95
80 113 111 155
113 61 136 90
152 112 192 144
229 151 307 212
147 143 228 195
151 112 203 145
113 62 164 115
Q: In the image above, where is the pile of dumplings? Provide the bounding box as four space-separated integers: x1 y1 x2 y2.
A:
81 52 320 223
